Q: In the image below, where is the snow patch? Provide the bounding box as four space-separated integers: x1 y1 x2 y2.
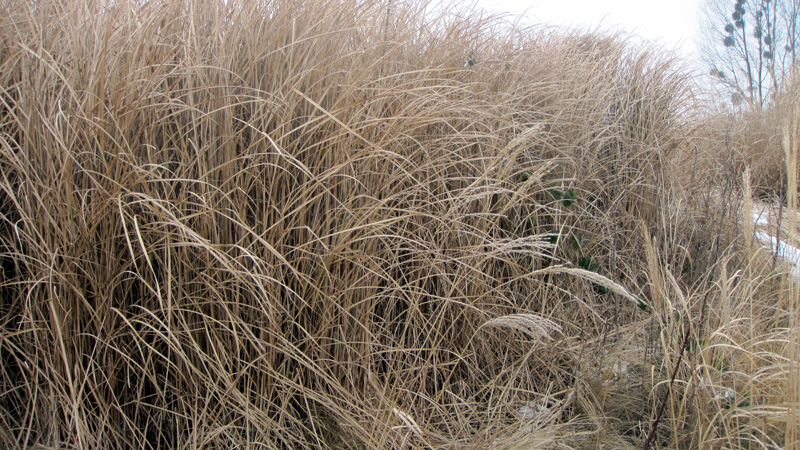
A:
698 377 737 402
754 231 800 278
517 400 555 420
752 208 771 227
748 203 800 279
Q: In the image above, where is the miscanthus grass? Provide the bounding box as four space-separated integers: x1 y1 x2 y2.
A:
0 0 796 449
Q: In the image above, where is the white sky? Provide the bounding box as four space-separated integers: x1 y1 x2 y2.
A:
476 0 704 59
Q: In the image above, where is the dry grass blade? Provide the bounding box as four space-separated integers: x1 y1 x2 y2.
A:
479 313 563 341
547 267 640 305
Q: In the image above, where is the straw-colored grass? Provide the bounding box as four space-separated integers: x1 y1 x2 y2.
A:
0 0 797 449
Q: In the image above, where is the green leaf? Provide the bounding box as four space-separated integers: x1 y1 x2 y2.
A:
547 188 576 207
547 188 563 201
561 189 576 207
569 233 583 251
578 256 603 272
636 296 648 311
593 284 610 295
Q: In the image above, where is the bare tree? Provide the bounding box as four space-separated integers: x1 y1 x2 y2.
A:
699 0 800 108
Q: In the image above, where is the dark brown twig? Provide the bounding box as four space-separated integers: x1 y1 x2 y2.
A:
642 323 691 450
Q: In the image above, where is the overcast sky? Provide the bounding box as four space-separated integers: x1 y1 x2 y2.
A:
476 0 705 59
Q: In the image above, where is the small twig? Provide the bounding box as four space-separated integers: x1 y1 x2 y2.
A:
774 195 784 271
642 323 690 450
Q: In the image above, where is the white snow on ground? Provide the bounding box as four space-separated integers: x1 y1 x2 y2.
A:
752 208 771 227
517 400 555 420
698 376 737 402
755 231 800 278
749 204 800 279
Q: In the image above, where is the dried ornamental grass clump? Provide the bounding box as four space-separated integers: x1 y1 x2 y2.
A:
0 0 702 448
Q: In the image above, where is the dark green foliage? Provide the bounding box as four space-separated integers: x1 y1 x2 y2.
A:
547 188 577 207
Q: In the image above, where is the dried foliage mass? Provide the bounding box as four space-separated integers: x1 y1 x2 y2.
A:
0 0 798 449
